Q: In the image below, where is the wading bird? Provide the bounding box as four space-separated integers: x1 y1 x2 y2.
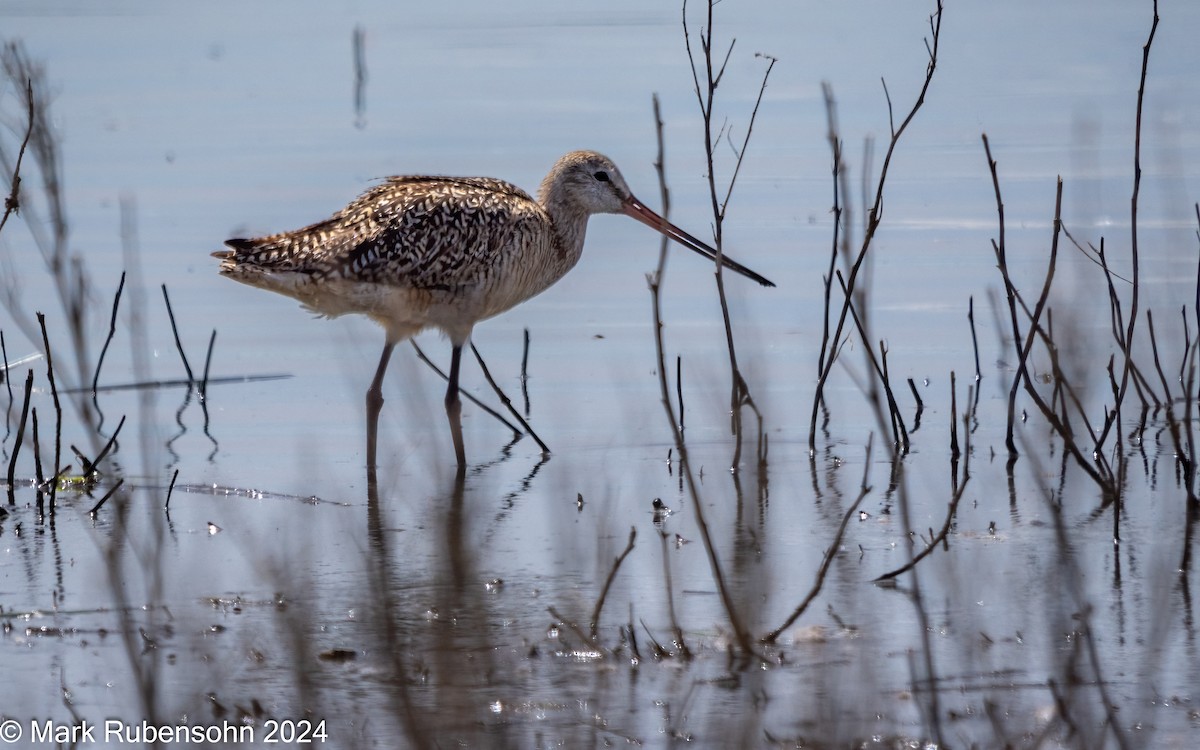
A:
214 150 773 469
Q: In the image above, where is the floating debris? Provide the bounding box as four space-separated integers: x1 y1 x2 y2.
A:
318 648 357 663
652 498 674 526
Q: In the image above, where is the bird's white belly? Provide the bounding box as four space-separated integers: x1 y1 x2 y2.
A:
224 257 567 346
296 278 492 344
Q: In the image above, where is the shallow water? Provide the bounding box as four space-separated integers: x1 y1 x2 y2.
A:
2 1 1200 747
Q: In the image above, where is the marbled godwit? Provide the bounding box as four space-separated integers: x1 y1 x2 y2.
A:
214 150 773 468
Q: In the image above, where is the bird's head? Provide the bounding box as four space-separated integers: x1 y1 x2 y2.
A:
539 150 775 287
540 150 633 216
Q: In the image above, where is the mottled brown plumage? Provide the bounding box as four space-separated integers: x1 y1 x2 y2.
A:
214 150 773 468
217 174 566 345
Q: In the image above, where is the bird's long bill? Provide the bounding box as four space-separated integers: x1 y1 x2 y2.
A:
622 197 775 288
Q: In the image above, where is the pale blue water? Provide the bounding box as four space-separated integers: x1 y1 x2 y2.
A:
2 1 1199 746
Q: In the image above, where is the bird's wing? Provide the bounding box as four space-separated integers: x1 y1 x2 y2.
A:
223 177 544 290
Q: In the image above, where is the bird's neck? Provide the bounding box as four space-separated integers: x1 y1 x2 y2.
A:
538 184 591 262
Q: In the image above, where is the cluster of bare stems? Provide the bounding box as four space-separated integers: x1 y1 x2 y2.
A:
983 0 1198 579
554 0 1187 746
808 3 946 458
0 39 223 733
553 0 956 667
981 8 1191 741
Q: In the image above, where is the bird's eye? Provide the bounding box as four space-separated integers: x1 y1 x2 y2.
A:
593 171 610 183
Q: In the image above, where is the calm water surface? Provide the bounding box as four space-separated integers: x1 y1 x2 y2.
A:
2 1 1199 747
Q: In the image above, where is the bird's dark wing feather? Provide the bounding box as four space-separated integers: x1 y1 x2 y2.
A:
222 176 544 290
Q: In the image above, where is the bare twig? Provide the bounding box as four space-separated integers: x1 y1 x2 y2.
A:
647 92 758 660
987 173 1115 493
92 272 126 393
907 378 924 411
91 414 125 469
763 435 873 642
834 272 908 450
37 313 62 511
589 527 637 642
161 285 195 384
469 341 550 454
546 605 593 652
810 1 943 449
1112 0 1160 426
1 330 12 421
676 355 685 432
683 0 773 470
982 134 1023 456
200 329 216 398
815 83 846 399
6 369 33 504
31 406 43 493
1146 311 1173 404
165 468 180 510
407 340 521 435
657 528 691 659
88 478 124 516
949 372 960 460
0 76 32 237
876 383 975 581
968 296 981 383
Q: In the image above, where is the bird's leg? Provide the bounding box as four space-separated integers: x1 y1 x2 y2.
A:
445 344 467 471
366 341 396 474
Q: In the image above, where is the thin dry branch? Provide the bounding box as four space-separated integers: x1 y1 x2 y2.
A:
161 285 195 384
589 527 637 642
646 94 759 661
763 435 873 642
876 383 975 581
981 134 1022 455
682 0 773 472
809 0 943 449
5 369 33 503
0 76 32 237
408 340 521 436
833 271 909 450
985 175 1115 494
469 342 550 454
1112 0 1160 421
92 272 126 393
37 313 62 511
815 84 846 389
